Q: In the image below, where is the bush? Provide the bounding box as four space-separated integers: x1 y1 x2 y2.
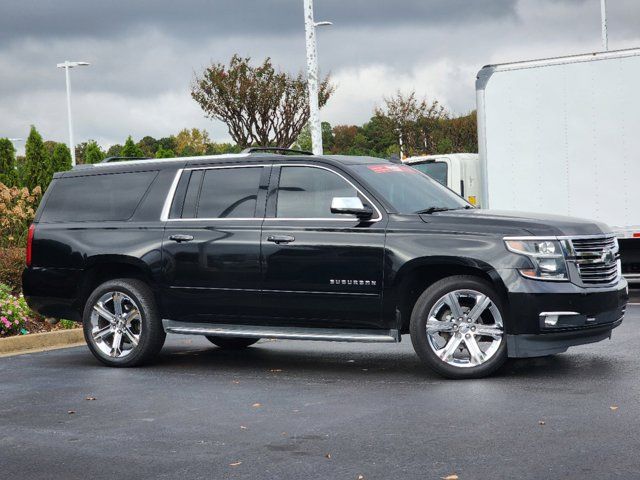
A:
0 183 41 247
0 248 24 293
0 284 31 336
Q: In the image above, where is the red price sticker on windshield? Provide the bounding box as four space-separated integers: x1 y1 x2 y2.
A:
368 165 416 174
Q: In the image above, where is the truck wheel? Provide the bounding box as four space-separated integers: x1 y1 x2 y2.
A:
83 279 166 367
410 275 507 379
205 337 260 349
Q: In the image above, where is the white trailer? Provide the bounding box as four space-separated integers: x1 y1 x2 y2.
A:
402 154 482 206
476 47 640 280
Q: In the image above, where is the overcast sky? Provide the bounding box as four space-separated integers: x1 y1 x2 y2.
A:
1 0 639 152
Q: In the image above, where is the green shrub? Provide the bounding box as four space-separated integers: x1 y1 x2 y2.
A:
0 283 32 336
59 319 76 329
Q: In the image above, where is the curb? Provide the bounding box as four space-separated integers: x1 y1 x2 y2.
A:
0 328 85 357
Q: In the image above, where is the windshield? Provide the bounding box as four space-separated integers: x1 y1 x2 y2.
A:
410 161 448 186
351 164 469 214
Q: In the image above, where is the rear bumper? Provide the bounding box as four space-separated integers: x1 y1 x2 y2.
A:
498 269 628 357
22 267 83 321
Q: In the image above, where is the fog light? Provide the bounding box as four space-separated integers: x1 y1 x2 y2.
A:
544 315 559 327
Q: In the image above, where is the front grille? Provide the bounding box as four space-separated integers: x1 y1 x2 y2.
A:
568 236 620 286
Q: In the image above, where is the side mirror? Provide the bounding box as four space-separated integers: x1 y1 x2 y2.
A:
331 197 373 219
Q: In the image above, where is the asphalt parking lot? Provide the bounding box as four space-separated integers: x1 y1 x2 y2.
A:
1 302 639 480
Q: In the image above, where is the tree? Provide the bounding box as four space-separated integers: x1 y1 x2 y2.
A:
0 138 17 186
137 136 160 157
23 126 51 190
84 140 105 164
175 128 210 156
192 54 335 148
50 143 72 173
106 144 123 157
120 136 144 158
155 147 175 158
376 91 448 157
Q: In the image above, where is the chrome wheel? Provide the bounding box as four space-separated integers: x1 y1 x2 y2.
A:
89 291 142 358
426 289 503 368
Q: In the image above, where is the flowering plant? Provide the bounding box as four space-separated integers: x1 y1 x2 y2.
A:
0 183 41 248
0 283 31 336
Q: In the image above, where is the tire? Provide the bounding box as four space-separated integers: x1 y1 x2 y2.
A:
205 336 260 349
409 275 508 379
82 278 166 367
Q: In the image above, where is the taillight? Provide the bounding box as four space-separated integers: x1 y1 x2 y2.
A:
26 224 35 267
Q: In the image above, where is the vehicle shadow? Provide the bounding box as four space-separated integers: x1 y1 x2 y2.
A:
138 338 619 383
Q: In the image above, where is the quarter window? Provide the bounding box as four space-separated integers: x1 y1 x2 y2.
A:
195 167 261 218
276 166 358 218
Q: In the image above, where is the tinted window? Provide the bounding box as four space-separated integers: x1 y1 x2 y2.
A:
196 167 261 218
350 164 468 214
276 166 357 218
41 171 157 222
180 170 204 219
411 161 448 186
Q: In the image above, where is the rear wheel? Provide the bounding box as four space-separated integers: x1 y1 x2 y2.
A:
410 275 507 379
83 279 165 367
205 336 260 350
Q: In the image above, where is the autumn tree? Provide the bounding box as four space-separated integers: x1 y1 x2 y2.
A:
0 138 17 186
175 128 210 156
192 55 334 148
376 91 448 157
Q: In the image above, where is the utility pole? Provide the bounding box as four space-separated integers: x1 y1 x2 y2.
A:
303 0 331 155
57 60 90 166
601 0 609 51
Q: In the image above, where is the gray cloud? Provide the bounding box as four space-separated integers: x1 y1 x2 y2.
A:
1 0 639 152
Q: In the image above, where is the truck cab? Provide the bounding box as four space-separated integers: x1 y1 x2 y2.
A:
403 154 481 207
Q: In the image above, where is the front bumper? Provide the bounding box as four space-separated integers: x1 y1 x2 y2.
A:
498 269 628 358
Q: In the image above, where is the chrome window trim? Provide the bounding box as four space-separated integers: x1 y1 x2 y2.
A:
160 169 183 222
161 164 269 222
267 163 383 222
161 162 385 223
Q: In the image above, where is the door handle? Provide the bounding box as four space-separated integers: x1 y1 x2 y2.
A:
267 234 295 244
169 234 194 243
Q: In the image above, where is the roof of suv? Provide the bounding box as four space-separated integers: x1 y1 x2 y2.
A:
63 153 393 177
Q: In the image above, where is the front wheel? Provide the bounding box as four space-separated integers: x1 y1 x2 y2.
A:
410 275 507 379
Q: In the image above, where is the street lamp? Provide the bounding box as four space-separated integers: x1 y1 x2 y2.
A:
56 60 90 166
601 0 609 51
303 0 332 155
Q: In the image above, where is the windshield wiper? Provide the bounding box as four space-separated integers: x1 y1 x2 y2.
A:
415 207 455 214
415 205 474 215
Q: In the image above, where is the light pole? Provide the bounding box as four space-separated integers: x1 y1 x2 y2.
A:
56 60 90 166
303 0 332 155
601 0 608 51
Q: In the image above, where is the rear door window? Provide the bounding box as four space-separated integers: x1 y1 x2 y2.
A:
40 171 157 222
195 167 262 219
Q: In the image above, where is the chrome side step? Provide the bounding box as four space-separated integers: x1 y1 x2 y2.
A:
162 320 400 343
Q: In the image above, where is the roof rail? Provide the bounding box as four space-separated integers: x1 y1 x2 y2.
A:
101 156 151 163
241 147 313 156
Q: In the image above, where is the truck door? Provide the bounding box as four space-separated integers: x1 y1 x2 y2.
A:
161 164 270 324
260 164 388 329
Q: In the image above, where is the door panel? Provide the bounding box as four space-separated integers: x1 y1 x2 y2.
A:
260 164 387 329
161 165 269 323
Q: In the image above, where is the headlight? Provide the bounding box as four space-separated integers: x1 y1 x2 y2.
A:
504 238 568 281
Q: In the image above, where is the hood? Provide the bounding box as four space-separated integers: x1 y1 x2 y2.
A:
420 209 612 237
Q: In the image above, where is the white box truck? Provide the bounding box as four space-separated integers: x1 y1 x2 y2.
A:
419 48 639 281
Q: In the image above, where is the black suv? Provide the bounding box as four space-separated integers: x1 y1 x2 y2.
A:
22 150 628 378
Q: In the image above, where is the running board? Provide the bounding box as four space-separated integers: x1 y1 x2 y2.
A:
162 320 400 343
